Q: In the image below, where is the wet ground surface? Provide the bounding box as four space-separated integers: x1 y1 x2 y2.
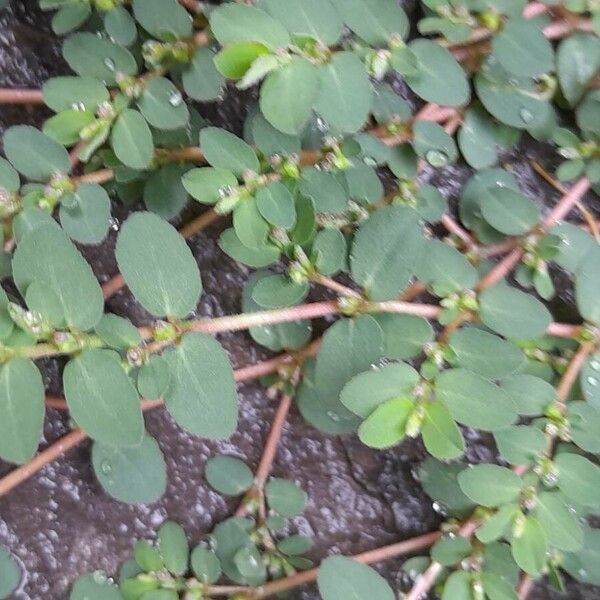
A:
0 1 599 598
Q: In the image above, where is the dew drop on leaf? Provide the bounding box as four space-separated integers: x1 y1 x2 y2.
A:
587 376 598 387
519 107 533 124
103 57 116 72
425 149 448 167
168 91 183 107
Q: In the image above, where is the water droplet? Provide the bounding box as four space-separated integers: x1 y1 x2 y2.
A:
432 501 448 516
363 156 377 167
578 568 588 578
168 90 183 107
425 149 448 167
591 360 600 371
71 101 86 112
561 237 571 246
587 376 598 387
100 460 112 475
326 410 340 422
103 57 116 71
315 117 328 132
519 107 533 124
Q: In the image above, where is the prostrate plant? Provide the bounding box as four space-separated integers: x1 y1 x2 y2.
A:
0 0 598 598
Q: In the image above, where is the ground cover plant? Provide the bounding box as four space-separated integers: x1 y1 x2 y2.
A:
0 0 599 597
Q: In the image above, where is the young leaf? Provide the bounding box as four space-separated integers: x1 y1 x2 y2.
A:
111 109 154 170
312 228 346 276
557 33 600 106
0 546 21 599
116 212 202 318
422 402 465 460
0 358 44 464
70 574 121 600
555 453 600 507
3 125 70 181
158 522 189 576
43 76 109 113
317 556 394 600
576 246 600 324
200 127 259 177
480 187 540 235
205 455 253 496
92 435 167 504
182 167 238 205
59 183 111 245
163 333 237 439
214 42 271 80
191 546 221 584
457 465 522 507
534 492 583 552
512 516 548 576
500 374 555 416
494 426 546 465
64 349 144 446
265 478 306 517
137 78 189 131
357 396 414 449
132 0 192 41
374 314 434 359
183 48 225 101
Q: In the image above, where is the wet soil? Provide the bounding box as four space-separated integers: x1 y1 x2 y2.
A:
0 1 599 599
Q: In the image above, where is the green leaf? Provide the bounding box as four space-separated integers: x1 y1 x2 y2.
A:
374 314 434 359
191 546 221 584
205 455 253 496
358 396 414 449
64 349 144 446
233 200 271 250
43 76 109 113
116 212 202 318
568 401 600 452
0 157 19 193
104 6 137 46
350 206 422 300
59 183 111 244
512 516 547 575
412 120 458 167
330 0 408 45
3 125 70 181
576 246 600 323
422 401 465 460
251 273 308 308
12 224 103 330
213 517 255 584
137 356 171 399
404 39 470 107
555 453 600 507
415 239 477 295
234 545 266 582
477 504 520 544
200 127 259 177
312 228 346 276
138 78 189 131
111 109 154 170
299 315 383 433
534 492 583 552
448 327 525 379
261 0 342 45
419 459 475 515
492 18 553 77
210 3 290 49
163 333 237 439
314 52 372 134
242 271 310 351
92 434 167 504
134 541 163 572
561 526 600 586
458 106 503 170
63 32 137 84
265 478 306 517
183 167 238 205
480 187 540 235
95 314 142 350
43 109 95 146
250 111 301 157
218 228 279 268
436 369 517 431
183 47 225 101
70 574 121 600
51 4 90 35
214 42 271 80
344 164 384 205
442 571 472 600
458 464 522 507
481 573 518 600
431 536 472 566
317 556 394 600
158 522 189 576
557 33 600 106
277 534 313 556
299 168 348 214
500 374 555 416
260 59 319 134
144 164 189 219
479 285 552 339
132 0 192 41
0 358 44 464
0 546 20 599
341 363 419 418
494 426 546 465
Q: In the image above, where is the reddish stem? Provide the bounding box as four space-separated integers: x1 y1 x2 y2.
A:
0 88 44 104
517 574 534 600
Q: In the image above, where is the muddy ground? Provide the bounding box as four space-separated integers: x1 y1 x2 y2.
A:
0 1 598 598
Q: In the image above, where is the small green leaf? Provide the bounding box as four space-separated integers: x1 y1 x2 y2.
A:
442 571 472 600
358 396 414 449
422 402 464 460
158 522 189 576
111 109 154 170
479 285 552 339
500 374 555 416
265 478 306 517
255 181 295 228
200 127 259 177
431 536 472 566
183 48 225 101
512 516 547 575
137 356 171 399
260 59 319 134
144 164 189 219
43 109 95 146
568 401 600 452
481 572 518 600
214 42 270 80
70 574 121 600
64 349 144 446
480 187 540 235
494 426 546 465
458 464 522 507
92 434 167 504
412 120 458 167
116 212 202 318
374 314 434 359
576 246 600 324
251 273 308 308
138 78 189 131
277 535 313 556
205 455 253 496
476 504 520 544
59 183 111 245
95 314 142 350
557 33 600 106
183 167 238 205
317 556 394 600
4 125 70 181
104 5 137 46
132 0 192 41
534 492 583 552
163 333 237 439
312 228 346 276
0 546 21 599
0 358 44 464
218 228 279 268
191 546 221 584
555 453 600 507
299 168 348 214
42 76 109 113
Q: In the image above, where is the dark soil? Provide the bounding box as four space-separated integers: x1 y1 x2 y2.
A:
0 1 598 598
